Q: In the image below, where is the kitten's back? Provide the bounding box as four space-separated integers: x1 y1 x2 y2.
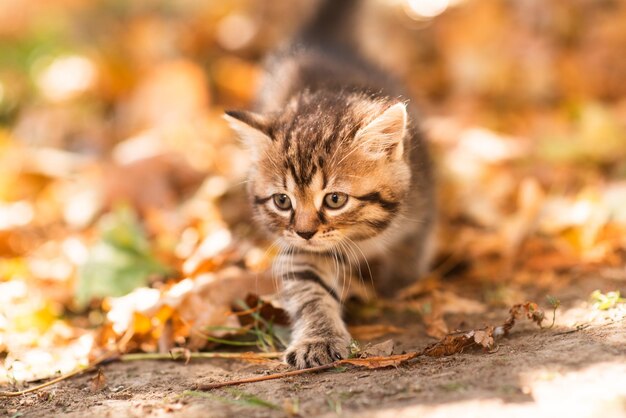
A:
257 0 403 112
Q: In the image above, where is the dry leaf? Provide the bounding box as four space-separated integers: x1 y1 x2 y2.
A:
234 294 290 327
103 267 278 351
435 290 487 315
91 368 107 392
472 328 495 349
421 301 547 357
422 332 475 357
342 352 417 369
126 59 209 130
423 313 450 339
362 339 395 357
397 275 441 300
500 177 545 259
348 324 406 341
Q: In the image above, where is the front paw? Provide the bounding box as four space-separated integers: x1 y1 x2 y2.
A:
284 335 350 369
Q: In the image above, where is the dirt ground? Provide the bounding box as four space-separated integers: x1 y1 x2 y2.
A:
3 272 626 418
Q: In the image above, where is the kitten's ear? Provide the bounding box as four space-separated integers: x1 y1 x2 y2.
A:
224 110 273 158
355 103 407 161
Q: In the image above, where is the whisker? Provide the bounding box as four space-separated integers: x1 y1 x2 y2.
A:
342 239 363 288
338 241 352 302
331 245 341 300
337 240 355 301
345 236 375 294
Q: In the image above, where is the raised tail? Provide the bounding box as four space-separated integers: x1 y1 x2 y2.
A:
299 0 361 45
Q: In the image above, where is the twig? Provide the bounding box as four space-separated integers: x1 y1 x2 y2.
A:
0 351 281 398
554 324 591 335
0 351 119 398
553 316 626 336
195 353 420 390
194 363 341 390
121 352 281 361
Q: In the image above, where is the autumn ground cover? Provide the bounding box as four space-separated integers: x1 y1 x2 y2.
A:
1 0 625 417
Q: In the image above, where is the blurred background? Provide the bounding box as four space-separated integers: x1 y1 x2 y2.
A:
1 0 625 384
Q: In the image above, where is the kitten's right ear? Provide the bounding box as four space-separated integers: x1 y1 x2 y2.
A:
224 110 273 158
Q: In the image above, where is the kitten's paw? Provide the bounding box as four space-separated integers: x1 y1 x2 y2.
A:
284 335 350 369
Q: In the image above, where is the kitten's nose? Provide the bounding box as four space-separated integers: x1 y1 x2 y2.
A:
296 230 317 240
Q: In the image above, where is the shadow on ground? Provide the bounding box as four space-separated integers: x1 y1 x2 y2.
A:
3 273 626 418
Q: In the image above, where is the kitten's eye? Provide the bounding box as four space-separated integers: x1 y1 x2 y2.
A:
324 192 348 209
272 194 292 211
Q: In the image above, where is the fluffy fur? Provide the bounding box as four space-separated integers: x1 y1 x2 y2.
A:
226 0 436 369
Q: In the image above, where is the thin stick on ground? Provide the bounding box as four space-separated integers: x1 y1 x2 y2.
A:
195 353 423 390
195 363 339 390
0 351 119 398
121 352 281 361
0 351 281 398
194 352 421 390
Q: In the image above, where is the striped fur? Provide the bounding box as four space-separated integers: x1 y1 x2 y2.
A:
225 0 436 369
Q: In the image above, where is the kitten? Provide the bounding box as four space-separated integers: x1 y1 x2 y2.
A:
225 0 436 369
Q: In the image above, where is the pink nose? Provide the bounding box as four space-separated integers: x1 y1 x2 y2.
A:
296 230 316 240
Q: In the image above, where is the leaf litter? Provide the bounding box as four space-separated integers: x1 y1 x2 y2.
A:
193 301 554 391
1 0 626 411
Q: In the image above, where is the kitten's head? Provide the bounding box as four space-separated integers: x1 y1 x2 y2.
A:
225 92 412 252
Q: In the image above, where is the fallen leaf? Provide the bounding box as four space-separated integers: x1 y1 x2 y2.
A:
348 324 406 341
76 206 170 307
435 290 487 315
423 313 450 339
397 275 441 300
103 267 278 351
422 301 548 357
362 339 395 357
342 352 417 369
500 177 545 260
233 294 290 327
504 302 545 331
91 368 107 392
472 328 495 349
182 227 233 276
421 332 475 357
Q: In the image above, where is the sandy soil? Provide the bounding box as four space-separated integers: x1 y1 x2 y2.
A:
3 273 626 418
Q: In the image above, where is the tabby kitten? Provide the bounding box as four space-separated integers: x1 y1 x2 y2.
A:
225 0 436 368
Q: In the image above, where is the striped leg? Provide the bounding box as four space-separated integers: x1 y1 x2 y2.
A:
277 253 352 369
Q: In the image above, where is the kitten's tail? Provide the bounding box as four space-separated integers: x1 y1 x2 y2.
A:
300 0 361 45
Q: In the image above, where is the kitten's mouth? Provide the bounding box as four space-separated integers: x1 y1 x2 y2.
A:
286 237 336 252
299 240 329 250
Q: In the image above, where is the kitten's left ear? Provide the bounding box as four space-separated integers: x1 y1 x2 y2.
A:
224 110 273 158
355 102 407 161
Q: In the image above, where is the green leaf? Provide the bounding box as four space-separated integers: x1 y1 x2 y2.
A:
591 290 625 311
75 206 169 307
546 295 560 309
